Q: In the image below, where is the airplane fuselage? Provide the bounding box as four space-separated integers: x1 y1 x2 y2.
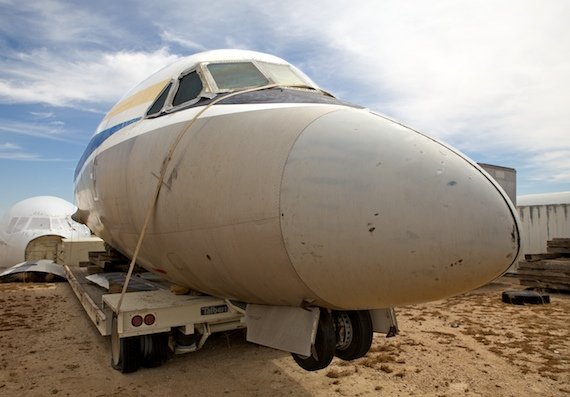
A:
74 50 521 310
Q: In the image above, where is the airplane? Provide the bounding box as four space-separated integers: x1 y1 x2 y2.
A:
0 196 91 270
72 49 521 371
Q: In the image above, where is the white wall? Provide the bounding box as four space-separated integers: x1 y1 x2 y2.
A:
517 204 570 255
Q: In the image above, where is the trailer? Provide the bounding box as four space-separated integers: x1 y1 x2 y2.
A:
62 238 399 373
63 246 245 373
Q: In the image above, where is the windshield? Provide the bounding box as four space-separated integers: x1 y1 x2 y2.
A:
257 62 309 86
144 59 326 119
205 61 312 92
207 62 269 90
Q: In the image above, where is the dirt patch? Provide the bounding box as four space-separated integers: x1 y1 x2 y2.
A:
0 278 568 396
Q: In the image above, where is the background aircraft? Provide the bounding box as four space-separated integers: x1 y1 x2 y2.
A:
0 196 91 269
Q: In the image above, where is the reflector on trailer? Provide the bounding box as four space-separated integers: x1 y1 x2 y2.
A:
144 313 156 325
131 315 143 327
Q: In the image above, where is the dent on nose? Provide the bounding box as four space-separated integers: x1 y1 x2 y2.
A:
280 109 520 309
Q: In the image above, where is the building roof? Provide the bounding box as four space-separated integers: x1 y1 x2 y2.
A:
517 191 570 206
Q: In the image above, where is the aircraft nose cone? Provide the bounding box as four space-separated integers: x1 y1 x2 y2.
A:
280 108 520 309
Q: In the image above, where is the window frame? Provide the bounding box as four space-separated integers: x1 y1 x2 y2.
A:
144 59 318 119
169 68 208 110
146 67 214 117
199 61 272 93
145 82 173 118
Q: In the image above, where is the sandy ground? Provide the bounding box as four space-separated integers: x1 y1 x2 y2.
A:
0 278 568 397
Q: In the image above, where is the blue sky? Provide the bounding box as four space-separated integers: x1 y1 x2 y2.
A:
1 0 569 215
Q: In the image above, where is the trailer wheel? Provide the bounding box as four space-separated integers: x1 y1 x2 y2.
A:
111 315 141 373
334 310 373 361
291 309 336 371
141 332 170 368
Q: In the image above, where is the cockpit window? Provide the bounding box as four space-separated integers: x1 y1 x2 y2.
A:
207 62 269 90
146 82 172 116
257 62 308 86
145 59 322 117
172 71 203 107
13 217 29 234
7 217 18 234
29 217 50 230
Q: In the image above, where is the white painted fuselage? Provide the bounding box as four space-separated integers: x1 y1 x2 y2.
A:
0 196 91 268
74 50 521 309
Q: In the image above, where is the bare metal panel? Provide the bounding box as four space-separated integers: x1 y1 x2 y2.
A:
245 304 319 356
370 308 398 334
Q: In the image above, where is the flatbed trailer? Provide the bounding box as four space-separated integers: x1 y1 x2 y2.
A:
61 238 399 373
64 264 245 373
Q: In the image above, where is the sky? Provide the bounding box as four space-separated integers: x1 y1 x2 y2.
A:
0 0 569 215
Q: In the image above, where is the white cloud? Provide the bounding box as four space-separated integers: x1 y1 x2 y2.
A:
0 151 40 161
0 141 63 161
160 31 206 51
29 111 55 119
0 48 180 109
527 150 570 183
265 2 570 151
0 0 130 48
0 142 20 150
0 118 76 143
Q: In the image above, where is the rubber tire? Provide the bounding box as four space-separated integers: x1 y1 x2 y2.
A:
111 315 141 373
141 333 170 368
502 290 550 305
335 310 373 361
291 310 336 371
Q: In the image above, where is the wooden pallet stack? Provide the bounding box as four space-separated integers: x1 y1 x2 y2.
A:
80 247 134 273
517 238 570 291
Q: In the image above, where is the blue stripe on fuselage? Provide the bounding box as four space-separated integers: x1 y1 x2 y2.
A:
74 118 141 181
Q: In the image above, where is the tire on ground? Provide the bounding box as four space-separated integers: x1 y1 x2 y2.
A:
334 310 373 361
291 309 336 371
